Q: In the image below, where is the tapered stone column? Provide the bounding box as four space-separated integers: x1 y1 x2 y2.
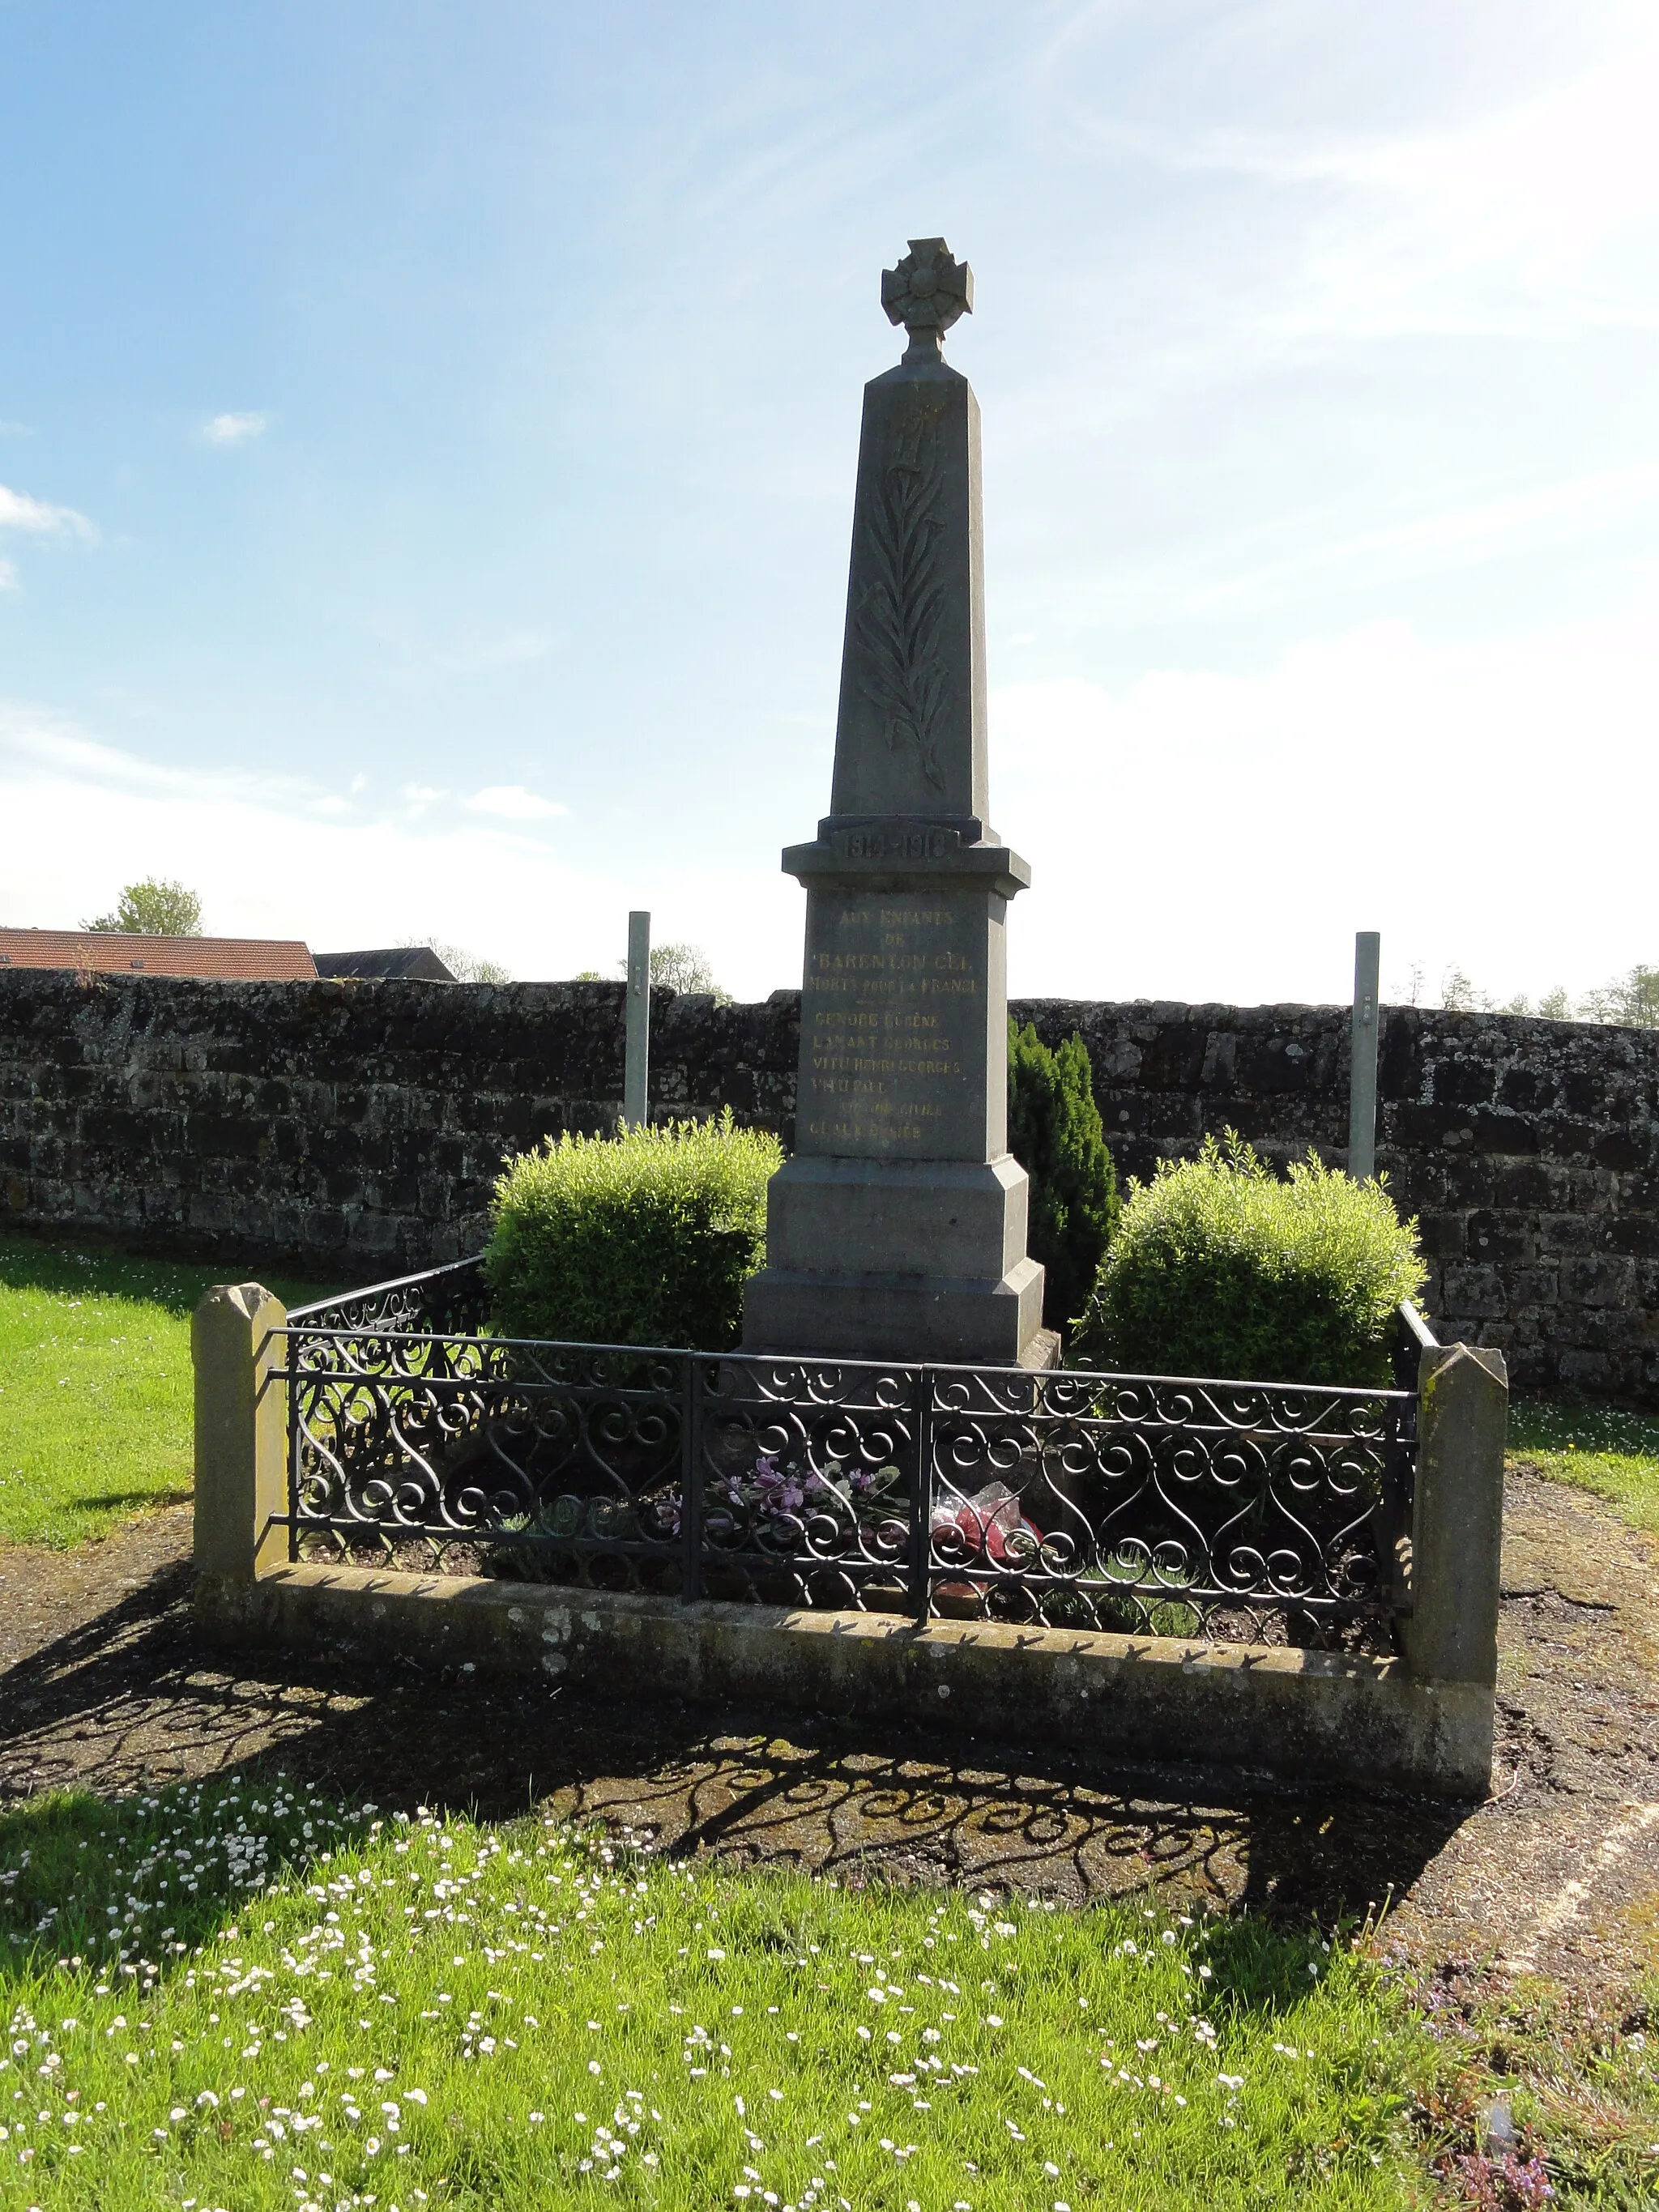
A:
744 239 1049 1366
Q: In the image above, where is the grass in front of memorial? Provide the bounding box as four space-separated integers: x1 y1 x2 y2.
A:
0 1238 328 1549
1507 1395 1659 1538
0 1780 1463 2212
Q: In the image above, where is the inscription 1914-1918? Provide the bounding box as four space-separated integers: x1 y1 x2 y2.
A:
799 902 981 1153
832 825 962 863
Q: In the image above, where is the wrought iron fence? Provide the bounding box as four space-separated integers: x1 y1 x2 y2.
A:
279 1261 1423 1651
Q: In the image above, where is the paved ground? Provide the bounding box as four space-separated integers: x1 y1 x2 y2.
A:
1 1468 1656 2014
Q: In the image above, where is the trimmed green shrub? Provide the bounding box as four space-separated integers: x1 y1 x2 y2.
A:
1070 1130 1426 1386
484 1111 783 1351
1008 1021 1120 1329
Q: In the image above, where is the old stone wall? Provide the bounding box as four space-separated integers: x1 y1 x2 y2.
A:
1010 999 1659 1401
0 973 795 1279
2 971 1655 1396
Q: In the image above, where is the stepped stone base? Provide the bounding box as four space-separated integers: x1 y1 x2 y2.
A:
743 1154 1048 1366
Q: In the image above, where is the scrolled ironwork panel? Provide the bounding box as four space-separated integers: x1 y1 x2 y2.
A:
287 1324 687 1596
288 1255 490 1343
692 1355 922 1613
924 1364 1412 1650
277 1258 1418 1647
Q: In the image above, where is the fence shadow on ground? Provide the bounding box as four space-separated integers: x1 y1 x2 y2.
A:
0 1547 1469 1931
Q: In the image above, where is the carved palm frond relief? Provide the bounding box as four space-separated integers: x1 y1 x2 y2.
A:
855 439 949 791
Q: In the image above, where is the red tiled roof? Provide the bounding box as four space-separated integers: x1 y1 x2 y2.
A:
0 929 318 981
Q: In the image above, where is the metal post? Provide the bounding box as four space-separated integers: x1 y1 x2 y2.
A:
624 910 650 1129
1348 929 1380 1181
911 1366 934 1625
680 1353 703 1605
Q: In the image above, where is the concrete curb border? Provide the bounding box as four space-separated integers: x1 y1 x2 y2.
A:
195 1561 1495 1797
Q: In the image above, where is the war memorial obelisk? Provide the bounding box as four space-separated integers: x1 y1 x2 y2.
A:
743 239 1051 1368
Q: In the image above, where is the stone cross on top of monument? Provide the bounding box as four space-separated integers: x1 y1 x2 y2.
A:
881 237 974 363
744 238 1052 1370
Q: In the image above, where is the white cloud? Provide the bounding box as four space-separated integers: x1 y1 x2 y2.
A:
0 484 96 539
0 701 793 991
1197 32 1659 337
202 411 268 446
10 589 1656 1012
465 783 567 820
1020 1 1659 441
1022 461 1659 641
995 598 1659 1010
2 710 318 809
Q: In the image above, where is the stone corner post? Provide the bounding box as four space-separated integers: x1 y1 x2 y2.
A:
1399 1340 1508 1790
193 1281 289 1586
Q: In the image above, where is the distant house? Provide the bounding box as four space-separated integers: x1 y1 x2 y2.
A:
0 928 318 981
313 947 457 982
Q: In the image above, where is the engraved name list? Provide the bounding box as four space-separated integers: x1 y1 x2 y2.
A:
799 899 982 1153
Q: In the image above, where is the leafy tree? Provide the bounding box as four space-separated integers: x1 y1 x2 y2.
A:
1502 986 1574 1019
1435 967 1579 1019
1439 965 1492 1012
421 937 510 983
1007 1021 1119 1332
613 941 731 1003
83 878 203 936
1579 965 1659 1029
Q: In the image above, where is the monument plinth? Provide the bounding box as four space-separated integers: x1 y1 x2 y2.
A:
743 239 1049 1367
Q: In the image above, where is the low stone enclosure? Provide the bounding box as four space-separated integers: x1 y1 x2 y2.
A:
4 969 1657 1398
193 1257 1508 1799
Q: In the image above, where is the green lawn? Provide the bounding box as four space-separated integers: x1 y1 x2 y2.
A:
0 1237 327 1550
6 1778 1653 2209
1507 1396 1659 1540
0 1779 1444 2211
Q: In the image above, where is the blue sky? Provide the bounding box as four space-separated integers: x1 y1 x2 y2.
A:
2 0 1655 1004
